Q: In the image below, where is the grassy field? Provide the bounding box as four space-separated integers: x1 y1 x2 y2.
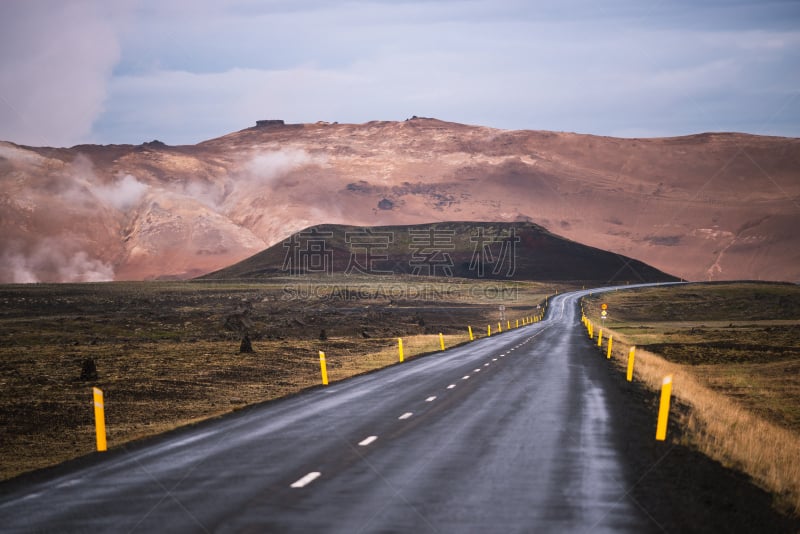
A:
582 282 800 515
0 275 566 480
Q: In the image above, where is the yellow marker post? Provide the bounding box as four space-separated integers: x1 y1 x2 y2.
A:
516 319 519 329
397 338 404 362
606 336 613 359
487 324 492 337
507 320 511 331
319 351 329 384
468 325 474 341
656 375 673 441
93 387 107 452
439 332 445 351
626 346 636 382
597 329 603 347
498 322 502 333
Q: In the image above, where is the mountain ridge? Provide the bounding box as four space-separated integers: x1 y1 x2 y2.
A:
1 117 797 283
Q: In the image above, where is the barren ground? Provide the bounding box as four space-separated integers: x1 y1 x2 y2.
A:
0 275 560 480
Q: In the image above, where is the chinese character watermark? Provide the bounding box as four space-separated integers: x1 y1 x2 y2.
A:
469 227 519 277
408 228 455 276
282 228 334 275
281 225 520 279
345 229 394 275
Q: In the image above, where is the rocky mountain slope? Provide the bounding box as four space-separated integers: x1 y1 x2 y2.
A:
1 118 797 282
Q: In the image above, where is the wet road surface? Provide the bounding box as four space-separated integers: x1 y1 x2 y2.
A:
0 289 660 533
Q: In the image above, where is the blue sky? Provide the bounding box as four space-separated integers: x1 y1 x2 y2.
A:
1 0 798 147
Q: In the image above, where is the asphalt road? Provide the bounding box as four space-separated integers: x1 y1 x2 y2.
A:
0 290 660 533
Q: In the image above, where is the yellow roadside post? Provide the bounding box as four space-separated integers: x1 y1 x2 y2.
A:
439 333 445 351
606 336 613 359
507 320 511 331
656 375 673 441
398 338 404 362
93 387 107 452
498 322 502 333
468 325 474 341
597 329 603 347
626 346 636 382
487 324 492 337
516 319 519 329
319 351 329 384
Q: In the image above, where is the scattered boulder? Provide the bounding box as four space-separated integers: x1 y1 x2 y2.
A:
79 358 98 381
239 334 254 353
143 139 167 148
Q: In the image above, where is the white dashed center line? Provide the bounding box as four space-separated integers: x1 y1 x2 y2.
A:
290 472 321 488
462 375 470 380
484 363 490 367
473 368 481 372
492 358 498 361
399 412 413 420
426 396 437 402
447 384 456 389
358 436 378 446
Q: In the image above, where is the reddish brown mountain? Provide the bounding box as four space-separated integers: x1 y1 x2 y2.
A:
1 118 797 282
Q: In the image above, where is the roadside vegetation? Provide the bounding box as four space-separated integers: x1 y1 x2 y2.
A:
582 282 800 516
0 276 563 480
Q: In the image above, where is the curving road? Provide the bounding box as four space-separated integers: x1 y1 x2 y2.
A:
0 289 660 533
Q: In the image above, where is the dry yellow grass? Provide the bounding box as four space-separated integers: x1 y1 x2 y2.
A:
591 322 800 516
331 333 471 380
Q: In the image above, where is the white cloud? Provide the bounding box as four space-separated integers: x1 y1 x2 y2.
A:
0 1 126 147
246 148 321 185
90 173 149 211
2 0 799 146
1 238 115 283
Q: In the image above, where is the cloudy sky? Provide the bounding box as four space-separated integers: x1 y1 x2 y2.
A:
1 0 798 147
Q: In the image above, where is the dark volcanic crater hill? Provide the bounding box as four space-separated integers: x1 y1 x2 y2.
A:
201 221 678 283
